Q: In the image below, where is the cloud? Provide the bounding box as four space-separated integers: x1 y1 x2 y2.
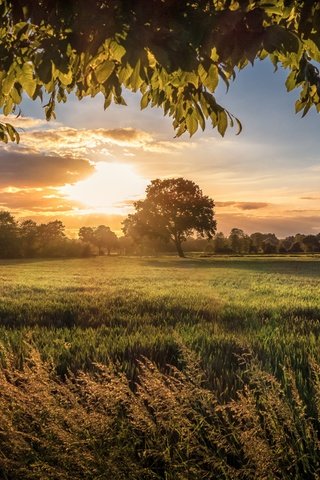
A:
215 201 236 207
0 187 82 212
0 115 52 130
15 127 156 158
0 151 94 188
7 126 198 166
215 201 269 210
235 202 269 210
300 196 320 200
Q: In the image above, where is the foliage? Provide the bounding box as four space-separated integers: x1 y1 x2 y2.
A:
1 1 320 140
79 224 118 255
0 211 120 258
123 178 216 257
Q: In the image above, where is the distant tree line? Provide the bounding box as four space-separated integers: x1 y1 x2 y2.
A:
0 211 86 258
0 210 319 259
205 229 320 255
120 229 320 256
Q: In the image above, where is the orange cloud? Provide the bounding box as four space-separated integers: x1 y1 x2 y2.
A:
216 201 269 210
0 187 82 212
0 152 94 188
235 202 269 210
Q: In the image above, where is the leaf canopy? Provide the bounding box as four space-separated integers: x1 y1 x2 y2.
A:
1 0 320 141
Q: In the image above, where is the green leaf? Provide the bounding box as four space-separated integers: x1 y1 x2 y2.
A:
2 70 15 95
38 58 53 85
217 110 228 136
5 123 19 142
295 99 305 113
218 67 229 93
301 101 312 118
3 99 13 116
95 61 114 84
186 111 198 136
198 64 207 84
285 70 296 91
130 59 143 91
20 63 37 98
10 86 22 104
104 91 112 110
58 69 73 85
140 91 149 110
235 117 242 135
194 103 205 130
204 64 219 92
109 41 126 62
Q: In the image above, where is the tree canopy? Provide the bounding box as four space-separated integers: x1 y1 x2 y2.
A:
79 225 118 255
1 1 320 142
123 178 216 257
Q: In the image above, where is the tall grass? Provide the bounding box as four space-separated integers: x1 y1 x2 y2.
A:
1 346 320 479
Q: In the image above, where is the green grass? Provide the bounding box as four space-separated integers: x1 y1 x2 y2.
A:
0 255 319 398
1 255 320 478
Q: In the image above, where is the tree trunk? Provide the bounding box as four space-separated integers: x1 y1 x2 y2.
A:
174 238 185 258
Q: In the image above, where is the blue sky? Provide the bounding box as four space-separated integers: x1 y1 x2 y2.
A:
0 58 319 237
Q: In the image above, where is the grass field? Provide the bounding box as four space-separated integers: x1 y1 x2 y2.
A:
1 255 320 479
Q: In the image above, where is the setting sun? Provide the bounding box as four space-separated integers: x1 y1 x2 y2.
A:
60 162 148 214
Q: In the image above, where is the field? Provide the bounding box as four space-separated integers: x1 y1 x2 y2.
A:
1 255 320 479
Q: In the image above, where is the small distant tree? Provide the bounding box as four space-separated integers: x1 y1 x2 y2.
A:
229 228 245 254
94 225 118 255
278 242 288 254
79 225 118 255
302 235 320 253
289 241 304 253
213 232 230 254
79 227 94 245
250 232 265 253
123 178 216 258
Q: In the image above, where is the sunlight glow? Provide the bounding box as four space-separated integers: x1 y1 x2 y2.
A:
60 162 148 214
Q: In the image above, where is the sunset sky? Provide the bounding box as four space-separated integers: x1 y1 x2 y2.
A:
1 59 320 237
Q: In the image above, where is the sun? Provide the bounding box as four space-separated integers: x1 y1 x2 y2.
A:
60 162 148 214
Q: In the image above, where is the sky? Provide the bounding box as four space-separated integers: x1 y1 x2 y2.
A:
1 58 320 238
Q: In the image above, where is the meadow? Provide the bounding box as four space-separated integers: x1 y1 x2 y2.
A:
1 255 320 479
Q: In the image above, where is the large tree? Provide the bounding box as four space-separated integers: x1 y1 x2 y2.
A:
123 178 216 257
0 1 320 142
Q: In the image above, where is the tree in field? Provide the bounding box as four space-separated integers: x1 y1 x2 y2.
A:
213 232 230 254
19 219 38 257
123 178 216 258
79 227 95 246
302 235 320 253
250 232 266 253
229 228 246 254
0 2 320 142
0 211 18 257
37 220 66 256
79 225 118 255
94 225 118 256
